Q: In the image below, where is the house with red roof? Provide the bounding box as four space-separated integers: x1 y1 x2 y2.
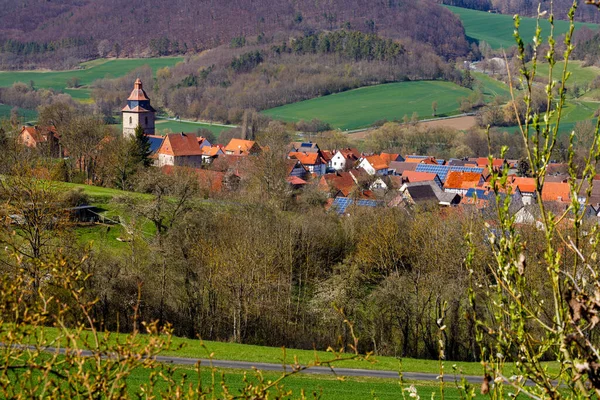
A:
541 182 571 203
224 138 261 155
19 125 63 158
289 152 327 176
402 171 443 188
405 156 440 165
358 155 389 176
156 133 204 167
509 177 537 204
330 148 361 171
318 171 357 197
200 145 224 164
380 153 404 164
475 157 508 172
287 159 310 180
443 171 484 195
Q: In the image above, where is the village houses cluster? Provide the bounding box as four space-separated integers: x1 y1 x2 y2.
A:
17 79 600 223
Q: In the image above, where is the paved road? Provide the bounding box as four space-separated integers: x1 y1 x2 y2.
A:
39 346 482 384
156 355 483 383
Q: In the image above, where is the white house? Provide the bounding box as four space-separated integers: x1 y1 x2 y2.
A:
331 148 361 171
358 155 389 176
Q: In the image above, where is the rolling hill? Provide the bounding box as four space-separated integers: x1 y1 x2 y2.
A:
0 0 469 67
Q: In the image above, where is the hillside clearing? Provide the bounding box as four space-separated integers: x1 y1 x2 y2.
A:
445 5 599 49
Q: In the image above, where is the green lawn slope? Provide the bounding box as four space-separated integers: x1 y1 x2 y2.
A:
262 81 474 130
445 5 599 49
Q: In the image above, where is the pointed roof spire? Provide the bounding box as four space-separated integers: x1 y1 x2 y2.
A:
127 78 150 101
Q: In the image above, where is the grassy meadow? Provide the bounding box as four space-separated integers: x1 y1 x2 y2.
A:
154 119 232 137
125 366 465 399
0 57 183 93
262 81 474 130
445 5 599 49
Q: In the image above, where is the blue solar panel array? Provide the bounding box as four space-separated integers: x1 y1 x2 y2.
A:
464 188 493 200
436 159 445 165
331 197 381 214
415 164 484 182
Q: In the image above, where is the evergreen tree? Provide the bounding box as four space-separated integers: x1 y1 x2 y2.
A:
131 125 152 168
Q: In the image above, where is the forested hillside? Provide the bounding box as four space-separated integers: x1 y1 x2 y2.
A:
0 0 469 69
442 0 600 23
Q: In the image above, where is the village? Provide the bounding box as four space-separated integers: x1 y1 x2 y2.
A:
16 79 597 225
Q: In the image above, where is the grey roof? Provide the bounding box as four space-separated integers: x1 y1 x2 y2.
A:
388 161 417 175
402 181 460 206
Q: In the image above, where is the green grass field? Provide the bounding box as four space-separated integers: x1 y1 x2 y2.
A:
40 326 560 379
445 5 599 49
533 61 600 87
473 71 510 99
0 57 183 92
154 119 232 137
262 81 474 130
125 365 465 399
0 104 37 121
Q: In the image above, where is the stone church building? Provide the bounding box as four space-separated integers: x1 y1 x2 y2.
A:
122 78 156 137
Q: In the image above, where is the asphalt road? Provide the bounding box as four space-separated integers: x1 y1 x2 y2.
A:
38 346 482 384
155 355 483 384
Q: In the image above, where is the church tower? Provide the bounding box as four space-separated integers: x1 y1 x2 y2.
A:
122 78 156 138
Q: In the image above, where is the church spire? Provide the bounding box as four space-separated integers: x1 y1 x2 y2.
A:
122 79 156 138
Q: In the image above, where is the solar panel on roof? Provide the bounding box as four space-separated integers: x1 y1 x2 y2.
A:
331 198 381 214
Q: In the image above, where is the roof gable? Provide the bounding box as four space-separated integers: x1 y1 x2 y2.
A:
158 133 203 156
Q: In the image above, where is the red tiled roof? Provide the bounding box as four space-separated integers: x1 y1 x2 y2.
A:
444 171 483 190
380 153 401 164
364 155 389 170
338 148 361 160
542 182 571 202
289 152 325 165
20 125 57 144
201 145 223 157
159 133 203 156
127 78 151 101
224 138 257 154
287 176 308 185
510 177 536 193
320 172 356 196
402 171 438 183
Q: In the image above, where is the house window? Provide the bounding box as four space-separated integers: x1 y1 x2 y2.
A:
129 116 132 125
145 116 148 125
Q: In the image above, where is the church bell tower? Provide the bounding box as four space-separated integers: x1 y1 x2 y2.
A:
122 78 156 138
